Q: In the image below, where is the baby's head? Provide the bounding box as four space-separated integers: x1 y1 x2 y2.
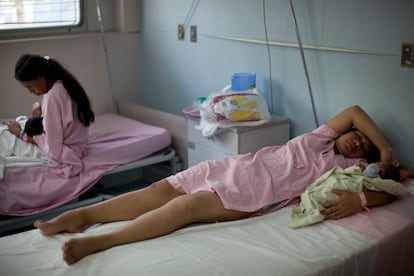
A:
363 162 400 182
376 162 400 182
24 116 43 137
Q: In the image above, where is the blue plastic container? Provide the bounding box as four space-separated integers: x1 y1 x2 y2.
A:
231 73 256 91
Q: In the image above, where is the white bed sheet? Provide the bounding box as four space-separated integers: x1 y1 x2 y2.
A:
0 206 379 276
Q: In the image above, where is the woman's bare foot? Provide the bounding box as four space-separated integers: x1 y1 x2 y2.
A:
62 236 108 265
34 209 90 235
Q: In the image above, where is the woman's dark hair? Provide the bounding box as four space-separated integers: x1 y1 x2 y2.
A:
15 54 95 126
365 147 380 163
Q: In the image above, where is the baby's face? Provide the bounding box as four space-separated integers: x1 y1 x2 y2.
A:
377 162 395 179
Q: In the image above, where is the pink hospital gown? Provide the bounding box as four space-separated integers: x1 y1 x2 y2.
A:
167 124 366 212
33 81 89 178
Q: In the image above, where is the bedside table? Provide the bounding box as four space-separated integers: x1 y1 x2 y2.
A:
187 116 290 167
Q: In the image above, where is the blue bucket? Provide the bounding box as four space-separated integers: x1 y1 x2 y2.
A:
231 73 256 91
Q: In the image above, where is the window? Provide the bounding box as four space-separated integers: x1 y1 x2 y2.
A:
0 0 81 30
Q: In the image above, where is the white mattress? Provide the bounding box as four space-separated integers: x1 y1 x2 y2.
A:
1 171 413 276
0 206 380 276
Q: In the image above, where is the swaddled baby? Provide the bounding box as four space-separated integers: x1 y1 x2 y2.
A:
23 116 43 137
289 163 406 229
22 102 43 140
363 162 400 181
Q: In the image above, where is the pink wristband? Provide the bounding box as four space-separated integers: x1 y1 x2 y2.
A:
357 191 371 215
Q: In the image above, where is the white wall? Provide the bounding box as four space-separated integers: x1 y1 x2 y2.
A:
0 0 413 166
0 35 110 116
139 0 414 165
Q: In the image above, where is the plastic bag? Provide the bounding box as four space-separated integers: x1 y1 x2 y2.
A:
195 85 271 137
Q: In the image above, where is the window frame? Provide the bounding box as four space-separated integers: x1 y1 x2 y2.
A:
0 0 86 39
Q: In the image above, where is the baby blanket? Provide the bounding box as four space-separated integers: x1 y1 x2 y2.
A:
289 166 408 229
0 118 53 180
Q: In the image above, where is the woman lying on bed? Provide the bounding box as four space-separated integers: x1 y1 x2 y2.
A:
34 105 399 265
7 54 95 178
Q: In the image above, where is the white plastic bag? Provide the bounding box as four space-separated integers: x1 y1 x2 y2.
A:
195 86 271 137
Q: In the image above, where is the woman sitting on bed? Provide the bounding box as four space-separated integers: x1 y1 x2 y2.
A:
7 54 95 177
34 105 399 265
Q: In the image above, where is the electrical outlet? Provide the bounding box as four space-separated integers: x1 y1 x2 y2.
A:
177 24 185 41
190 25 197 43
400 43 414 68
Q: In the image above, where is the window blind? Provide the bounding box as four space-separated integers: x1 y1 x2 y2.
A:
0 0 81 30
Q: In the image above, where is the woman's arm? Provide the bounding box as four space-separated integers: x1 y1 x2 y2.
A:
326 105 398 165
322 105 399 219
321 189 395 220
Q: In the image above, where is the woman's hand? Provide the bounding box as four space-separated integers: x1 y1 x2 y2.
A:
380 147 400 167
26 135 36 145
321 189 361 220
7 120 22 137
32 102 42 117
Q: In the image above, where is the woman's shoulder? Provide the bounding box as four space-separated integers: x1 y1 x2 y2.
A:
311 124 340 139
43 81 70 106
47 81 68 98
50 81 65 91
287 124 338 145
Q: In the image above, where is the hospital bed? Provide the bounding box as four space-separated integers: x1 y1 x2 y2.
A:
0 113 181 236
0 176 413 276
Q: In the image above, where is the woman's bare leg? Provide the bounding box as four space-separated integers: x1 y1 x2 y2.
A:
34 179 183 234
61 191 254 265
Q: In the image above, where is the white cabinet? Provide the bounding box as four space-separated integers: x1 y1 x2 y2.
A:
187 116 290 167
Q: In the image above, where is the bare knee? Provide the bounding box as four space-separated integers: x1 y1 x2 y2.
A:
167 196 206 222
146 179 183 199
167 192 251 223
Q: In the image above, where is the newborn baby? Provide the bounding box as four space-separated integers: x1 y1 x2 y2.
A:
23 116 43 137
23 102 43 138
363 162 400 182
289 165 406 229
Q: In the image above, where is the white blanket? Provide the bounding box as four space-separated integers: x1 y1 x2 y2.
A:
0 119 53 180
0 207 378 276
